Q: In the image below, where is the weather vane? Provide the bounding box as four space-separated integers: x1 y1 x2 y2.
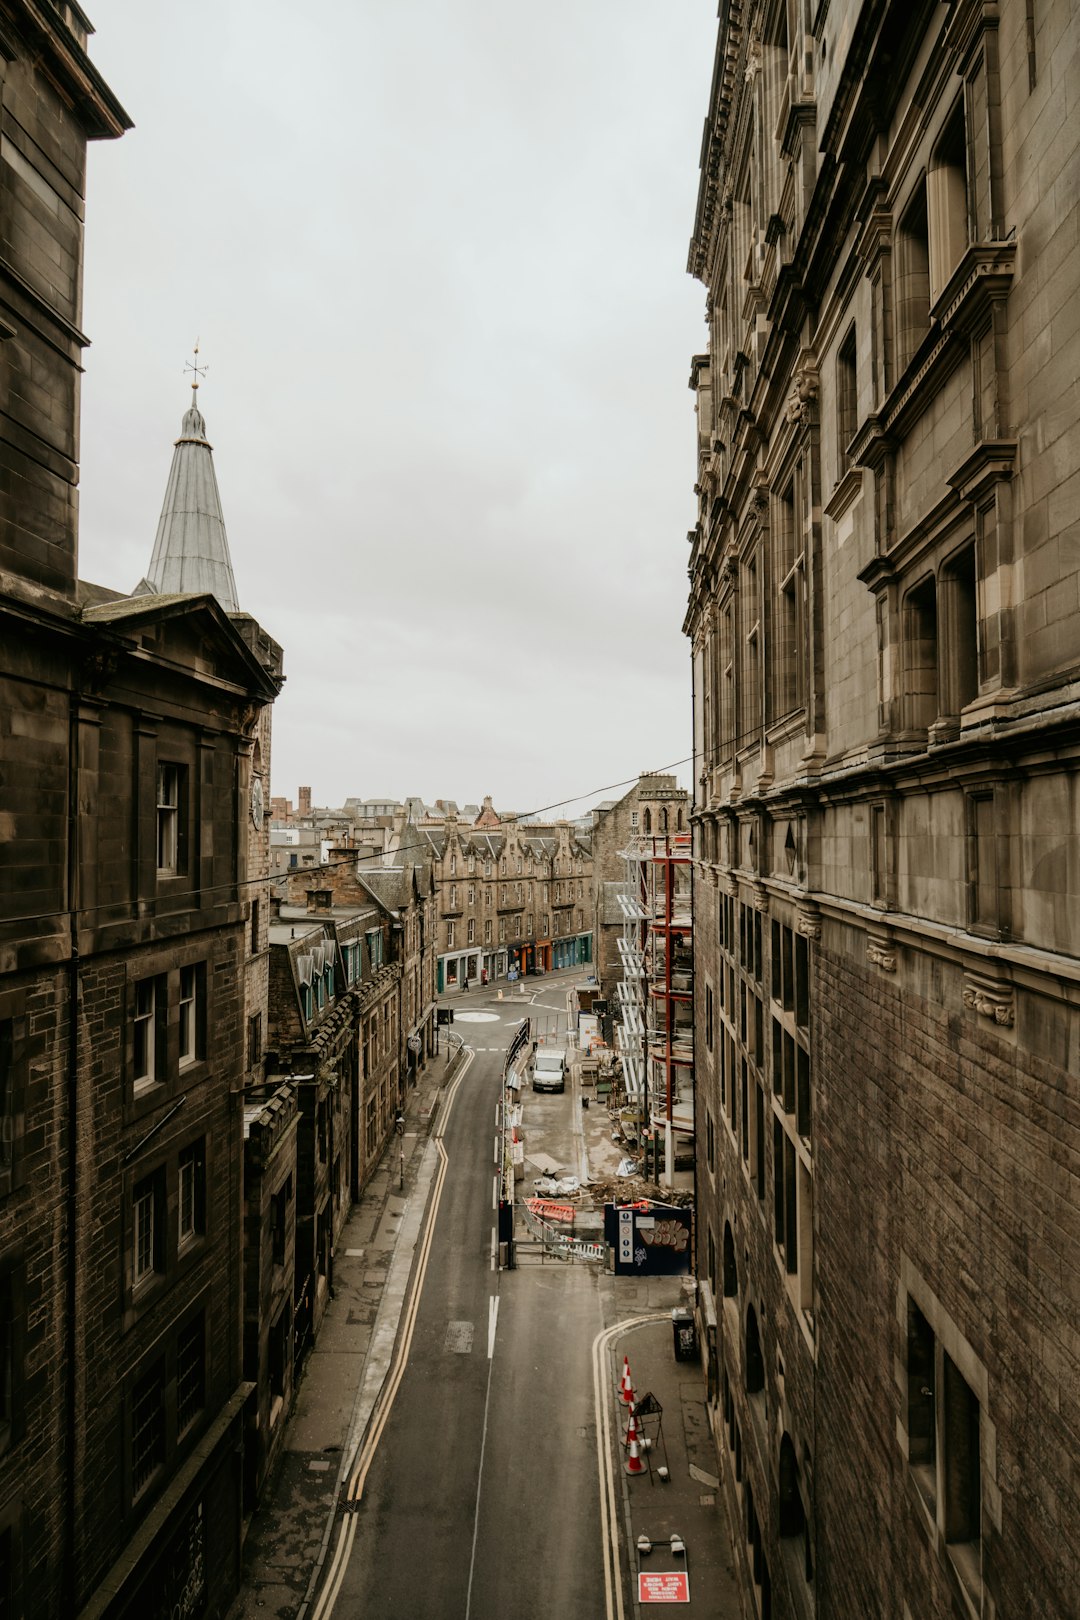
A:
184 339 208 394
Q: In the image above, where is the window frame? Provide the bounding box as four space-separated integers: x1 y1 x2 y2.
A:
177 1139 206 1252
124 1134 212 1323
901 1272 988 1614
124 1296 210 1515
0 1005 27 1199
155 761 188 876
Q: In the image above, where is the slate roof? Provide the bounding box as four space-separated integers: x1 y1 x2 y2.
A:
137 390 239 611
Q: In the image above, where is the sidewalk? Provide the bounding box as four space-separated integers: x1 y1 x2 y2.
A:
600 1290 742 1615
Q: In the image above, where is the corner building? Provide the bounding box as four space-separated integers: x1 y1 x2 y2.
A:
0 9 286 1616
685 2 1078 1617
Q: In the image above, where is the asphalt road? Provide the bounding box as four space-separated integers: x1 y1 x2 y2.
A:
324 1007 611 1619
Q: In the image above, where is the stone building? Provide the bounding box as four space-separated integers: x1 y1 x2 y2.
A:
239 845 434 1505
590 773 690 1002
0 11 287 1615
240 1082 299 1507
360 850 438 1089
279 841 438 1106
0 6 286 1613
416 798 594 990
685 1 1078 1617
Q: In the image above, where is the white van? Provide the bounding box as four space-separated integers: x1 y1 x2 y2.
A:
531 1048 567 1094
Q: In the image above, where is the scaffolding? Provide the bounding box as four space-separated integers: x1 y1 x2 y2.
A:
612 832 694 1183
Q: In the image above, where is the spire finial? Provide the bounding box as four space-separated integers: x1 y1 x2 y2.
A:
184 339 208 397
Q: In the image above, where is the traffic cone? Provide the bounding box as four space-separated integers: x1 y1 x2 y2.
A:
624 1410 640 1451
620 1357 635 1405
626 1429 645 1475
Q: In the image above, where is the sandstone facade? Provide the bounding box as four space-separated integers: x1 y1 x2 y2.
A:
685 1 1079 1616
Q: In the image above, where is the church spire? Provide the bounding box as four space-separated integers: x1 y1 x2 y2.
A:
139 345 240 610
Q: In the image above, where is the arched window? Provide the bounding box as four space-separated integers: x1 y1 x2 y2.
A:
778 1433 813 1581
745 1304 764 1394
778 1435 803 1535
723 1223 738 1297
660 807 669 833
643 808 652 834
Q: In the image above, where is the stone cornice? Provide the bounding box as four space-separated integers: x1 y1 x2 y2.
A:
5 0 132 139
946 440 1017 504
930 241 1016 337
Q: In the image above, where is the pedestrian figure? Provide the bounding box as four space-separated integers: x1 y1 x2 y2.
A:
462 976 469 994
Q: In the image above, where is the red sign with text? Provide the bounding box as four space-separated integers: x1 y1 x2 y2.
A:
639 1571 690 1603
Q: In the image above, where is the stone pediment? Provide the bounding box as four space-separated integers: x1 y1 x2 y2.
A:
81 592 281 701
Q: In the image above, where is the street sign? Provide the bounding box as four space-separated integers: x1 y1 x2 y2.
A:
632 1391 663 1418
638 1571 690 1603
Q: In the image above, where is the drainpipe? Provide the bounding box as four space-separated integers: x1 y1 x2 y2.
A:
63 690 81 1614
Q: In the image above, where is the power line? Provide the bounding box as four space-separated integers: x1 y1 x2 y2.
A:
0 752 702 931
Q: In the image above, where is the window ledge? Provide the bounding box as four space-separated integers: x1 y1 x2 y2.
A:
931 241 1016 338
947 1539 984 1619
765 710 807 748
823 465 863 522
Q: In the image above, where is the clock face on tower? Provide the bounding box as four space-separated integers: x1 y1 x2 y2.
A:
251 774 265 830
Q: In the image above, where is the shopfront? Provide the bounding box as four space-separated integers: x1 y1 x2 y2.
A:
437 950 484 992
552 932 593 971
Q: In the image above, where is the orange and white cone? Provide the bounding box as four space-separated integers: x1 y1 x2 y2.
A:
626 1427 645 1475
624 1410 639 1450
620 1356 635 1406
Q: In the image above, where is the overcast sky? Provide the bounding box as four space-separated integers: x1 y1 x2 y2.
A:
78 2 716 819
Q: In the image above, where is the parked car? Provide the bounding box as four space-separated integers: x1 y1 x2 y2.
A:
531 1048 567 1093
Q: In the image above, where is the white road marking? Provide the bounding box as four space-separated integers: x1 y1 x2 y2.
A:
488 1295 499 1359
490 1228 497 1271
464 1297 499 1620
492 1174 498 1210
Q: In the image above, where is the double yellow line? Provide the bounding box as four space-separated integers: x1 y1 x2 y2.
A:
592 1313 668 1620
311 1052 473 1619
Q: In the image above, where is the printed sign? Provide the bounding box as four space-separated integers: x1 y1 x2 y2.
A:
618 1207 634 1267
639 1571 690 1603
606 1201 692 1276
